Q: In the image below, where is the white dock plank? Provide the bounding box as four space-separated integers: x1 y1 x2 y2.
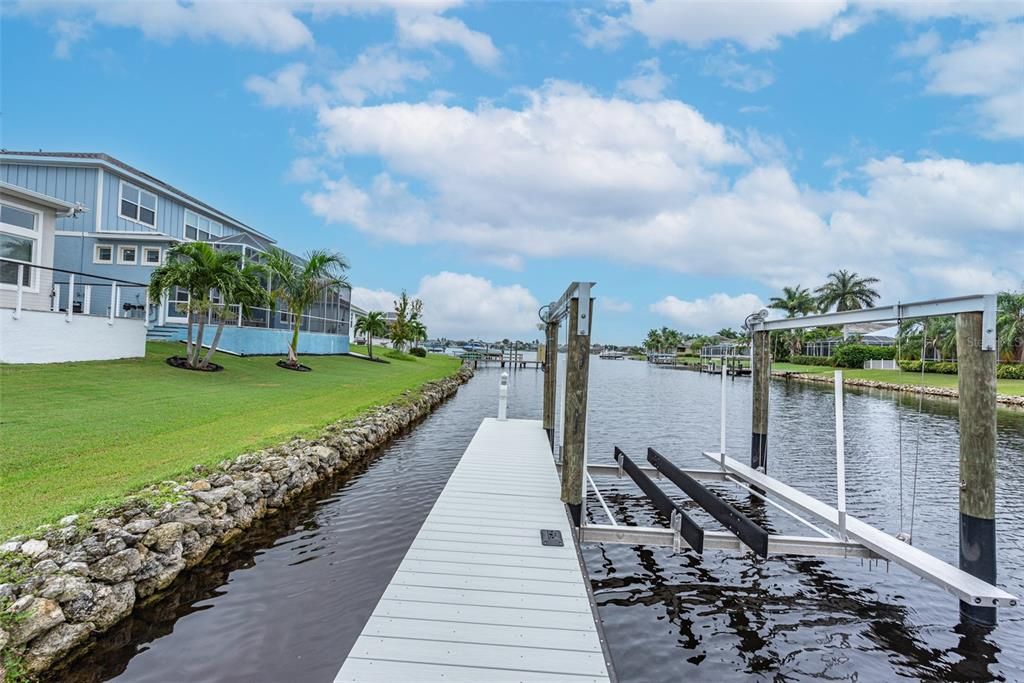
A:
336 418 611 682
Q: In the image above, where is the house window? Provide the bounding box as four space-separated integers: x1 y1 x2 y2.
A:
143 247 161 265
184 210 222 242
119 181 157 227
94 245 114 264
0 201 39 288
118 245 138 264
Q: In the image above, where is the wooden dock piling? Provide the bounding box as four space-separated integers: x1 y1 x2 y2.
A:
956 311 998 625
543 320 559 448
751 330 770 471
560 294 593 527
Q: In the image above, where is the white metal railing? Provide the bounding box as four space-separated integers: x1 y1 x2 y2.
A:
4 258 149 326
169 303 350 336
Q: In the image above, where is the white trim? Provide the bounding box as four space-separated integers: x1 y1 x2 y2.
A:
93 243 114 264
117 180 158 229
95 168 103 232
117 244 138 265
0 181 76 211
0 197 42 293
142 246 161 266
87 230 177 242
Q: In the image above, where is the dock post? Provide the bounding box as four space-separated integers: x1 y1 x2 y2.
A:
561 292 593 527
751 330 770 471
956 311 998 625
543 320 559 449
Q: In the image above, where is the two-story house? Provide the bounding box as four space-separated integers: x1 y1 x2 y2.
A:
0 150 352 362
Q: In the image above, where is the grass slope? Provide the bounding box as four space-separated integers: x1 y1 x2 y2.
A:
0 342 461 536
772 362 1024 396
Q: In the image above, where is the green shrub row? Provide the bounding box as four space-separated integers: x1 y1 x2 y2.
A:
788 354 833 367
997 364 1024 379
895 361 1024 379
832 344 896 368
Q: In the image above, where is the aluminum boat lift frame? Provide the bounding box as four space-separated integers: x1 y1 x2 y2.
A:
547 287 1016 616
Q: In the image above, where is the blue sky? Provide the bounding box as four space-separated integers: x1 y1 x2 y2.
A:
4 1 1022 344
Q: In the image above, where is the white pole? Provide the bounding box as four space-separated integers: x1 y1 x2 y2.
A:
66 274 75 323
51 284 60 312
498 372 509 421
834 370 847 540
720 360 728 468
13 264 23 319
143 288 150 328
83 285 92 316
108 281 116 325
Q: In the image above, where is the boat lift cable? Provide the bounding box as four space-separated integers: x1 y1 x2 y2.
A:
896 306 905 537
909 317 928 543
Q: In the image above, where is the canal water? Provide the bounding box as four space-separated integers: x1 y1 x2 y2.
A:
65 360 1024 682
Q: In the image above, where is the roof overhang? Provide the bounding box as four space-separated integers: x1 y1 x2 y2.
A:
94 231 180 242
0 181 77 212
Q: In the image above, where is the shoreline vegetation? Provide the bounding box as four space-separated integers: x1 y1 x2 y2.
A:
0 342 462 538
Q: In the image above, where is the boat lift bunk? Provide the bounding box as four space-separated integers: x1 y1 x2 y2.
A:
543 285 1018 625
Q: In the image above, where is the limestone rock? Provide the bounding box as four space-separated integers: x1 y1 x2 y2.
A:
124 518 159 535
62 581 134 630
21 539 49 557
141 523 186 553
23 620 94 672
7 596 65 646
90 548 142 583
190 479 212 491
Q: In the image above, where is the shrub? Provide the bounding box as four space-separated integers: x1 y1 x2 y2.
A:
789 355 834 367
832 343 896 368
410 347 427 358
997 363 1024 379
897 360 958 374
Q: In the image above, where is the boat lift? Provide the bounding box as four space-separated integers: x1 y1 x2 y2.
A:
541 285 1018 625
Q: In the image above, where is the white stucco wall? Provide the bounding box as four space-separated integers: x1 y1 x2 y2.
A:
0 309 146 363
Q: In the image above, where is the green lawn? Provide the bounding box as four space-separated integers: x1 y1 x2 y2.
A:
0 342 461 536
772 362 1024 396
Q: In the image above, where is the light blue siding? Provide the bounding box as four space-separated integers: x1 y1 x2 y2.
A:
1 164 97 231
158 326 350 356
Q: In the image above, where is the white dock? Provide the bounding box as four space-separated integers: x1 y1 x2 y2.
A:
336 418 613 682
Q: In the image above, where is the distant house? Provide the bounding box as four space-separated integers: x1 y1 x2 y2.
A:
0 151 353 362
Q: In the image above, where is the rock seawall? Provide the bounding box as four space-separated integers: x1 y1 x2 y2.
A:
0 364 474 678
774 371 1024 408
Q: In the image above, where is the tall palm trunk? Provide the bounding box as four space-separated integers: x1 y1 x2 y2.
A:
289 320 300 364
200 308 227 369
185 307 195 362
368 335 374 359
192 313 207 368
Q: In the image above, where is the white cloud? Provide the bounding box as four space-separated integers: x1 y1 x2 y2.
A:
579 0 846 51
50 18 91 59
895 29 941 58
416 272 540 338
246 63 322 108
650 293 766 333
702 50 775 92
600 297 634 313
331 46 430 104
617 58 670 100
395 10 500 67
23 0 314 54
303 83 1023 303
577 1 1023 52
353 273 541 338
351 286 399 314
285 157 325 183
918 22 1024 139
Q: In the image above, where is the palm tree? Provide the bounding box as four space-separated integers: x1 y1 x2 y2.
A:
198 261 267 369
354 311 388 359
149 242 264 369
409 319 428 348
769 285 816 318
815 270 881 312
997 290 1024 362
643 329 662 354
266 248 350 367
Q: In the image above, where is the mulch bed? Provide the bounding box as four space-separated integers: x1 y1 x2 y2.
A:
277 360 313 372
166 356 224 372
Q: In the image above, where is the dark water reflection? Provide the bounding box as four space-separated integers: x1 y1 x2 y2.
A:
65 360 1024 682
